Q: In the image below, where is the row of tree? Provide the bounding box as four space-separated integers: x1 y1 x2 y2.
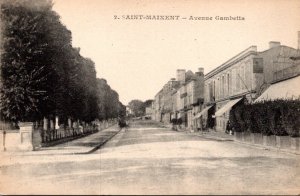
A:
128 99 153 117
0 0 125 126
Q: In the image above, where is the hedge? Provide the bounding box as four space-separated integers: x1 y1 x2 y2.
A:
229 99 300 137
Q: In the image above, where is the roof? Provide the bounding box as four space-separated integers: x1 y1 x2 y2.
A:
205 46 257 80
254 75 300 102
204 45 298 81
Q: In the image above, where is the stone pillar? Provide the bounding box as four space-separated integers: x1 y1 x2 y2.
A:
72 121 76 128
67 118 72 137
43 117 48 131
18 122 34 151
50 119 54 131
50 118 54 139
55 116 59 130
43 117 48 142
68 118 72 128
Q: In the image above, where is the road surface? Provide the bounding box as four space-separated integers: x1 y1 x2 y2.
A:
0 120 299 195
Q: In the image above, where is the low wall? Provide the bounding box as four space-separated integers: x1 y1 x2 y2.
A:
1 119 117 152
0 130 20 151
234 132 300 153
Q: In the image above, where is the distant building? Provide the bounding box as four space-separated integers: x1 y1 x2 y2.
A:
178 69 205 130
145 100 154 119
126 106 133 117
153 68 205 130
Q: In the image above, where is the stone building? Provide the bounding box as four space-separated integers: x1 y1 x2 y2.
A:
181 69 205 130
153 89 163 121
203 41 299 132
153 68 205 129
153 79 179 123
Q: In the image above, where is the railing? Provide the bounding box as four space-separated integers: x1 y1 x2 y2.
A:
38 120 117 146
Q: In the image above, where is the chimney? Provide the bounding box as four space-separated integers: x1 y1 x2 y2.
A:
198 67 204 76
269 41 281 49
176 69 186 84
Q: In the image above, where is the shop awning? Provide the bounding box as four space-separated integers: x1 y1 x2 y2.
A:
193 105 213 119
254 75 300 102
214 98 243 117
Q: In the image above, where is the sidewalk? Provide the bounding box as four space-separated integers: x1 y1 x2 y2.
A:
185 129 235 141
2 125 122 156
183 129 300 155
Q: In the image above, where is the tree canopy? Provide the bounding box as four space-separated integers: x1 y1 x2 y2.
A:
128 99 145 117
0 0 125 124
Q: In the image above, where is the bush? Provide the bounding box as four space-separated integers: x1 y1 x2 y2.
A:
267 100 287 136
230 99 300 136
253 102 271 135
229 107 240 132
281 100 300 137
234 105 247 132
242 104 251 131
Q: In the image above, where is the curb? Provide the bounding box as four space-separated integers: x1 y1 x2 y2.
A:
233 139 300 156
4 125 122 156
77 127 124 154
196 132 300 156
179 129 300 156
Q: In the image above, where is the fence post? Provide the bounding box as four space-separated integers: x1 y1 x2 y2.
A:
55 116 59 139
3 131 6 151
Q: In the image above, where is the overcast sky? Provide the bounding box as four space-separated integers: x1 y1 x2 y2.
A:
52 0 300 105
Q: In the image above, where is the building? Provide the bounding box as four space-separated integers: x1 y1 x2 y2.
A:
151 32 300 132
126 106 133 117
178 69 205 130
153 68 205 129
203 41 299 132
145 100 154 119
153 90 162 121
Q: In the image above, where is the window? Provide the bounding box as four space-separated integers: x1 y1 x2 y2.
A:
241 65 245 90
217 78 220 99
236 67 240 92
227 72 230 96
222 75 225 98
213 80 216 99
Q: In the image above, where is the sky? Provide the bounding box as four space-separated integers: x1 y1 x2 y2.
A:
52 0 300 105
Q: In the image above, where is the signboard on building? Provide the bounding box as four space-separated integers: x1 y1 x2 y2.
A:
253 58 264 73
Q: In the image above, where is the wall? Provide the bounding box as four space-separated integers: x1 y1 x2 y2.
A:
258 46 298 84
0 130 20 151
204 46 260 131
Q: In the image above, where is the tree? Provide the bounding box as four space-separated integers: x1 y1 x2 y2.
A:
128 99 145 117
143 99 153 112
0 0 124 125
0 0 56 122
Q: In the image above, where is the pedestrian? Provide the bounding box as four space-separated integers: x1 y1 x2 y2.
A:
118 117 126 129
177 118 182 131
170 118 176 131
226 120 232 135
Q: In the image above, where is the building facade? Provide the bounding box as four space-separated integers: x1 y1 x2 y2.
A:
203 42 298 132
152 33 300 132
153 68 205 130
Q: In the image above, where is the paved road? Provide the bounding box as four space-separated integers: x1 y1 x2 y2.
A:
0 120 299 195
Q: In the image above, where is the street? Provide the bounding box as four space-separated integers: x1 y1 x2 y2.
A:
0 120 299 195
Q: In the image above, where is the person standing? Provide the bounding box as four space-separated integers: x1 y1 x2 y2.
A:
226 120 232 134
